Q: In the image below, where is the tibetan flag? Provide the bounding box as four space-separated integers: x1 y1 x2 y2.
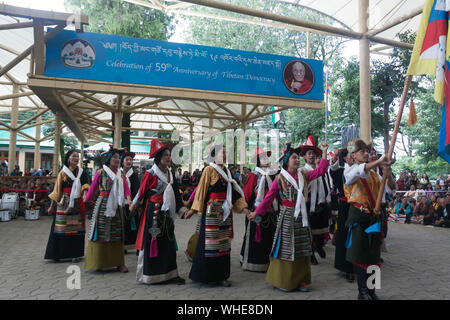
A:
407 0 450 163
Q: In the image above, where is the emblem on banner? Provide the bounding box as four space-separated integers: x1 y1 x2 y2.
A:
61 39 96 69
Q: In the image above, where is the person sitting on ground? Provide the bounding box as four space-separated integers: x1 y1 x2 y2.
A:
416 183 426 200
433 197 449 227
395 197 413 224
413 196 431 224
405 184 417 201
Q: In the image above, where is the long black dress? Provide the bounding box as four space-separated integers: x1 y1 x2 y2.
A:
240 171 278 272
135 168 185 284
330 166 353 274
189 166 247 284
44 168 89 261
123 169 140 248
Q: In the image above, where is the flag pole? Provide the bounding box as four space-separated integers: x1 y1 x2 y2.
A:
374 74 412 214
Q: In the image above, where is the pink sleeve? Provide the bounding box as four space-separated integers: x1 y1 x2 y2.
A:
123 176 131 198
254 178 280 216
85 171 100 202
307 158 329 181
189 186 198 202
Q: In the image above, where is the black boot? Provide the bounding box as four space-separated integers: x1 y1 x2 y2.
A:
311 254 318 265
317 246 326 259
345 272 355 283
358 288 373 300
355 266 372 300
368 289 380 300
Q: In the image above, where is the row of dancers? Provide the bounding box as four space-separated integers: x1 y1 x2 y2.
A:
44 136 392 300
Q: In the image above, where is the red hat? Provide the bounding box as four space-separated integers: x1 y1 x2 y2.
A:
251 147 272 164
149 139 172 159
300 136 322 157
121 147 136 159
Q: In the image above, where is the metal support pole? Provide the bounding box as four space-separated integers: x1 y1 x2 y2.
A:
359 0 371 143
7 84 18 174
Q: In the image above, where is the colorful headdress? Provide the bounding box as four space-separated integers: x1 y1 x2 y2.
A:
299 135 322 157
120 147 136 165
149 139 172 159
101 145 125 165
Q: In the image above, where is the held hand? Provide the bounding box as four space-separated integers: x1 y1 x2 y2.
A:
247 211 257 221
383 166 392 176
184 209 195 219
129 204 135 212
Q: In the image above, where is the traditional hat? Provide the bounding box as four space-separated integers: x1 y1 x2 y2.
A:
300 135 322 157
251 147 272 164
149 139 172 159
120 147 136 164
101 145 125 165
278 141 302 164
346 138 366 154
64 149 78 167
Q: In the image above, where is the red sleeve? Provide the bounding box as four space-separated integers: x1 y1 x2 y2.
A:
243 173 258 203
255 178 280 216
138 172 157 202
307 158 329 181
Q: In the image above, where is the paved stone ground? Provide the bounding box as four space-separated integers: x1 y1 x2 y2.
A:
0 213 449 300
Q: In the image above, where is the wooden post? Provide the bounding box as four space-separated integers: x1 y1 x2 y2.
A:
189 123 194 173
306 31 311 59
359 0 371 143
79 143 84 167
114 111 123 148
52 112 61 176
34 115 42 170
240 104 247 171
8 84 18 174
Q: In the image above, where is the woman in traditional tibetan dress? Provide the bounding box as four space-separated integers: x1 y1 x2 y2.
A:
121 148 140 252
132 140 187 284
45 149 89 262
184 143 250 287
84 146 132 273
344 139 392 300
249 141 329 292
240 147 279 272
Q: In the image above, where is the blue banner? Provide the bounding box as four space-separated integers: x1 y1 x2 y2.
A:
44 29 323 100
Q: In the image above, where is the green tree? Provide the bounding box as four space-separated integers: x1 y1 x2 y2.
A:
184 0 348 148
65 0 174 40
63 0 175 151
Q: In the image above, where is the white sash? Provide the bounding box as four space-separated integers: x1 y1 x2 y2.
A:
122 167 133 201
280 168 308 227
210 163 245 221
151 164 176 220
303 163 330 212
103 165 124 218
254 167 278 211
62 165 83 209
